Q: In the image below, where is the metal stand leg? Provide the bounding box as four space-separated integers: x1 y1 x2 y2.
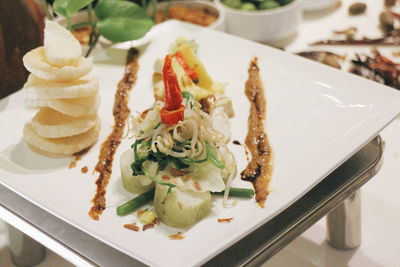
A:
7 224 46 267
326 190 361 250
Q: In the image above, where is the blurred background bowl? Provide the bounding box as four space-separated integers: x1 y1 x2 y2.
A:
156 0 226 31
215 0 303 43
302 0 340 11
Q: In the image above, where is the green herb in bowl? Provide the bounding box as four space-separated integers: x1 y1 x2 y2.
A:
224 0 242 8
240 2 257 11
222 0 294 11
259 1 280 10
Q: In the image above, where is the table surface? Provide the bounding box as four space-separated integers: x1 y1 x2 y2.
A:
2 0 400 266
265 0 400 266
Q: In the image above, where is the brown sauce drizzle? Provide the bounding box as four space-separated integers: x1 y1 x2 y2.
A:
240 58 273 208
89 48 140 220
68 147 91 168
68 161 76 169
81 166 88 173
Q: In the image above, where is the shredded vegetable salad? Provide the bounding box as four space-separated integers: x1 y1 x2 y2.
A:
118 38 244 228
130 91 236 205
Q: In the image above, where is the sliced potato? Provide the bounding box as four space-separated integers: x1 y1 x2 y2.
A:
154 184 211 228
31 107 98 138
44 20 82 66
23 47 92 81
23 121 100 155
23 74 98 99
120 150 155 194
25 93 100 117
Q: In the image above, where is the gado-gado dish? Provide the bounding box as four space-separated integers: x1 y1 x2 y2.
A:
113 39 273 230
118 39 241 228
4 20 400 266
19 21 273 233
22 20 100 155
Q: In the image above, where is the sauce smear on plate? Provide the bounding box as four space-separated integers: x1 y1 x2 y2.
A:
240 58 273 207
89 48 139 220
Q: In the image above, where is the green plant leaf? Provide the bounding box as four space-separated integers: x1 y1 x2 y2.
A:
97 17 154 42
53 0 94 18
95 0 149 20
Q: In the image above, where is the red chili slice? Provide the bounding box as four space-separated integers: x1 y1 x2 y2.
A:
162 55 183 111
160 105 185 125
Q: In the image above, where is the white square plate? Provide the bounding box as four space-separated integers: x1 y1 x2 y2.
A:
1 21 400 266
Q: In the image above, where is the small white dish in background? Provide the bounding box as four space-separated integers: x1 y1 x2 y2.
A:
215 0 303 43
54 11 152 51
110 0 226 50
54 11 110 53
302 0 340 12
155 0 226 31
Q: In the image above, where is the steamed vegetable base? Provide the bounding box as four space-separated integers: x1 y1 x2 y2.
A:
122 95 235 227
154 184 211 228
120 150 155 194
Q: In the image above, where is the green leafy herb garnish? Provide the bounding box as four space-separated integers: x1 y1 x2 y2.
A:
181 156 208 164
131 139 145 175
182 91 194 101
206 143 225 169
143 168 175 192
130 138 191 176
170 157 190 169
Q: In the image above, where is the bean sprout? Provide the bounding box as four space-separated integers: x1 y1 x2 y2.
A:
130 91 237 207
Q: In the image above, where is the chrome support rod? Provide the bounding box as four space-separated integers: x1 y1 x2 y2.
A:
7 224 46 267
326 190 361 250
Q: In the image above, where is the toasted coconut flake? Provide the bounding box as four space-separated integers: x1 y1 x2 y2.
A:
124 223 139 232
193 181 202 191
218 217 233 223
169 232 185 240
143 223 155 231
169 168 189 177
182 175 191 182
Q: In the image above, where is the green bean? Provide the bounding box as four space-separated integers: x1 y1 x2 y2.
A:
116 187 255 216
116 189 155 216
